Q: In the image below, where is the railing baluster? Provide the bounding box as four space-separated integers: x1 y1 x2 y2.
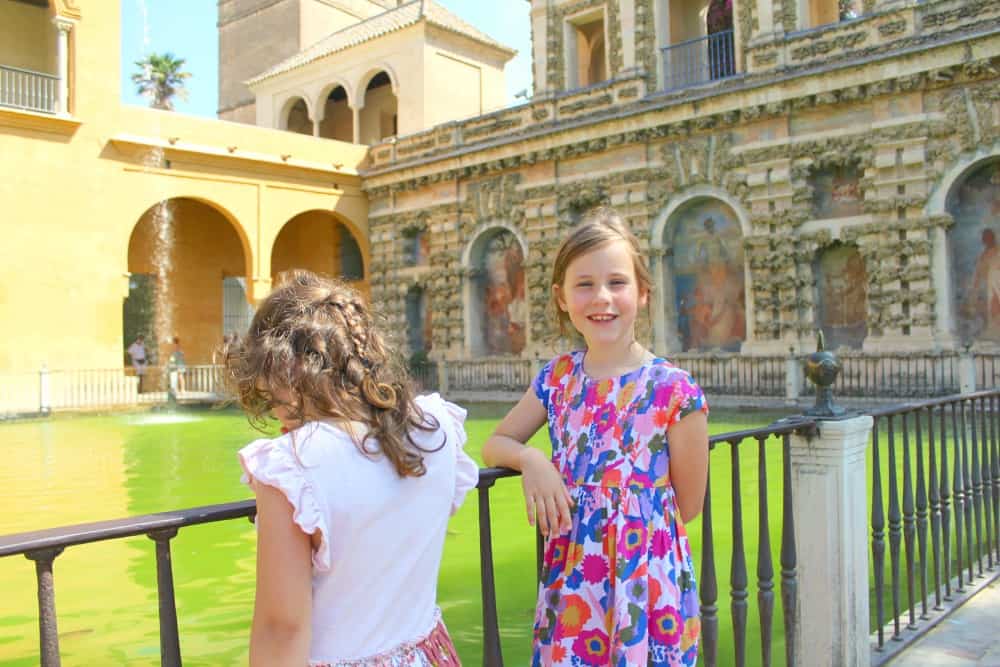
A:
700 464 718 667
148 529 182 667
901 412 917 628
992 395 1000 558
25 548 64 667
871 415 886 649
780 433 797 667
927 406 943 610
970 397 985 576
977 397 993 570
887 414 903 639
940 403 953 599
960 401 975 583
730 442 748 667
952 402 966 591
756 436 774 667
914 409 929 619
477 482 503 667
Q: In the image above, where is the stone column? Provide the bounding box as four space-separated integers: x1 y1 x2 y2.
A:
649 247 667 354
790 415 873 667
52 17 74 115
959 348 976 394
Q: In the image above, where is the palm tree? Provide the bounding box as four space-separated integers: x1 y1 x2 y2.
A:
132 52 191 111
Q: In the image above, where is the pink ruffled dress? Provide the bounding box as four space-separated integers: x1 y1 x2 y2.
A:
239 393 478 666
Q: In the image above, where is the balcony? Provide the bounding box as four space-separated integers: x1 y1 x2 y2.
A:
0 64 58 114
661 29 737 91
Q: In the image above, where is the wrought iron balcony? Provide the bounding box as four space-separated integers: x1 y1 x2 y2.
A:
661 29 737 91
0 64 58 114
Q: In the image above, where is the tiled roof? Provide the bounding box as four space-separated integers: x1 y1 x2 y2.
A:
247 0 516 85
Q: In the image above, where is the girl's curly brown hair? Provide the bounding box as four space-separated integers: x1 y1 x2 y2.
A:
223 270 442 478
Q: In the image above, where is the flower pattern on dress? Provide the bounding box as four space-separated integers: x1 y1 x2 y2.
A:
531 350 707 666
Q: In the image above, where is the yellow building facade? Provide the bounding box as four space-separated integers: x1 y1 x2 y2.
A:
0 0 370 380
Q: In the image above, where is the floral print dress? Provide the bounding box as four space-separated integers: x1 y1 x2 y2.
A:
531 351 708 667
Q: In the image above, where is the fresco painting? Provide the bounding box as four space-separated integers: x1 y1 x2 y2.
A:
668 200 746 351
814 244 868 349
477 231 526 355
949 160 1000 344
810 164 863 218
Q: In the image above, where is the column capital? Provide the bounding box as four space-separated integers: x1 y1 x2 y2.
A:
52 16 76 33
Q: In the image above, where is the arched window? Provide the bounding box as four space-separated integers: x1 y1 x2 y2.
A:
319 85 352 142
285 98 311 135
359 71 397 144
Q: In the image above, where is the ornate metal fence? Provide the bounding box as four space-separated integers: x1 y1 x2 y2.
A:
868 390 1000 665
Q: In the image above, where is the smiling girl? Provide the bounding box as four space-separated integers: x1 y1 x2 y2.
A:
483 207 710 666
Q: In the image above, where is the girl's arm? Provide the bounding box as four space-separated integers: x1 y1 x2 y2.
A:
482 388 573 536
248 482 313 667
667 410 710 524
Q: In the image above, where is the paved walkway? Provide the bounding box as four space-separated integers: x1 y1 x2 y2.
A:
890 577 1000 666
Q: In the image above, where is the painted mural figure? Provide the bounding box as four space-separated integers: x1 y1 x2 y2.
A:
969 229 1000 338
949 161 1000 344
815 245 867 349
480 232 526 355
670 205 745 351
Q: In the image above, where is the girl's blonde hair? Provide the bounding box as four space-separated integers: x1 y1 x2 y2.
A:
550 206 654 337
222 270 441 478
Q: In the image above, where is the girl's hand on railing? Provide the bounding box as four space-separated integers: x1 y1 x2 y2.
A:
519 447 573 537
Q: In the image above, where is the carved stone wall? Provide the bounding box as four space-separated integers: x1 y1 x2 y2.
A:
363 39 1000 358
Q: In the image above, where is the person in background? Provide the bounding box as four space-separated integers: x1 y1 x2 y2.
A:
127 334 148 393
169 337 187 394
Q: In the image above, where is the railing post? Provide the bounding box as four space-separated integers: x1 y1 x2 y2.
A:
25 547 64 667
477 481 503 667
785 353 802 404
437 359 449 396
39 364 51 415
148 528 182 667
789 416 873 666
959 348 976 394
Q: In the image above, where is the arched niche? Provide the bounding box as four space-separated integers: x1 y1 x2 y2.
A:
946 158 1000 345
281 96 312 135
813 242 867 349
358 71 397 145
659 197 746 352
464 226 527 357
318 84 352 142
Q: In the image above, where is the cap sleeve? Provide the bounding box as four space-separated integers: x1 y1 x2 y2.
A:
417 393 479 515
666 370 709 428
239 435 332 572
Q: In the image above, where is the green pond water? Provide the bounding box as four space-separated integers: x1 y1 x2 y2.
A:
0 405 786 666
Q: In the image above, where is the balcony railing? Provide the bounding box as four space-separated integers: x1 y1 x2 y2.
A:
0 65 58 114
661 29 737 91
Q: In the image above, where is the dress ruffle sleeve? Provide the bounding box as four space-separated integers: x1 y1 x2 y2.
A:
417 393 479 515
238 434 332 572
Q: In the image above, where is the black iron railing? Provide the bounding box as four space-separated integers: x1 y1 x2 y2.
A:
867 390 1000 665
672 353 786 397
806 352 962 399
0 418 808 667
661 29 737 91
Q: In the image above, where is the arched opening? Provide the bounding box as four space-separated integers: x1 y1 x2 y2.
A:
271 211 367 295
661 198 745 351
359 71 397 145
466 228 527 356
946 159 1000 344
284 97 312 135
126 198 250 380
813 242 867 349
405 285 431 356
319 85 353 142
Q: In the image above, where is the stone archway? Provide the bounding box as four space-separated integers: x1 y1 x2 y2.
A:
464 226 527 357
271 211 367 296
126 197 250 368
658 197 746 352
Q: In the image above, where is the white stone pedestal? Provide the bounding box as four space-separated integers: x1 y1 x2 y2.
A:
790 415 874 667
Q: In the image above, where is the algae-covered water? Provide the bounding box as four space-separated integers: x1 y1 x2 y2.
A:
0 405 783 666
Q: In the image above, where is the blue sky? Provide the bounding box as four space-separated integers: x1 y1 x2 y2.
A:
120 1 533 118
